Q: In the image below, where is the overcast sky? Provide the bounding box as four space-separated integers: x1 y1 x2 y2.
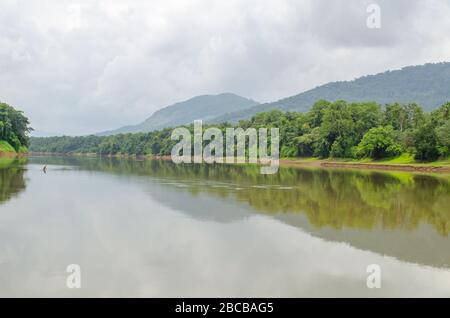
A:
1 0 450 135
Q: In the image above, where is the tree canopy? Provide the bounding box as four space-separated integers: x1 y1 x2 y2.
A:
30 100 450 162
0 102 32 152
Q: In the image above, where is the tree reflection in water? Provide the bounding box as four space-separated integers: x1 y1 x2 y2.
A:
0 157 27 205
29 156 450 237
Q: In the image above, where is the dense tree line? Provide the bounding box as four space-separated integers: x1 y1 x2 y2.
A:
236 100 450 161
0 102 32 152
30 100 450 161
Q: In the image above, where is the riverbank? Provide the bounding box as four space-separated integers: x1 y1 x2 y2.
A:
0 141 16 155
0 141 28 157
27 152 450 174
281 153 450 173
281 158 450 173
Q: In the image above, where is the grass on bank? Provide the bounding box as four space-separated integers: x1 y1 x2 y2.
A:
0 141 28 155
0 141 16 153
364 153 450 166
283 153 450 167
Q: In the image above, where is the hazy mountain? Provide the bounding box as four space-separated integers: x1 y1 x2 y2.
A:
30 130 62 138
99 62 450 135
210 62 450 124
98 93 259 136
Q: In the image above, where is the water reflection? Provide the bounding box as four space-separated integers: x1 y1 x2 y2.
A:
0 157 27 204
0 156 448 297
26 156 450 269
29 156 450 236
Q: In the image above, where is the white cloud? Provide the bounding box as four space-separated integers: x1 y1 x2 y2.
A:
0 0 449 135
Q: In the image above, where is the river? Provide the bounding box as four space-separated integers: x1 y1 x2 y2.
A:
0 156 449 297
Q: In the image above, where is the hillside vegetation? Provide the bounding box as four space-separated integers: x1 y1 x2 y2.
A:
211 62 450 124
98 93 259 136
0 102 32 154
30 100 450 163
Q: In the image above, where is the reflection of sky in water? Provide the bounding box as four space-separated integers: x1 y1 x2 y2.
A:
0 162 449 297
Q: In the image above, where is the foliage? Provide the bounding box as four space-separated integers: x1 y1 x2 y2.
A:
413 123 440 161
0 140 16 153
30 100 450 162
0 102 32 152
356 126 403 159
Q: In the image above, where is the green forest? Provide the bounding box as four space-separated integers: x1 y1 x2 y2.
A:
0 102 32 153
30 100 450 162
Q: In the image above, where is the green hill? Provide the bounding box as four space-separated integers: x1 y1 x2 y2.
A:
210 62 450 123
98 93 259 136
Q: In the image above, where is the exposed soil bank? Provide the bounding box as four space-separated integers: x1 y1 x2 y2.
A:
0 152 26 158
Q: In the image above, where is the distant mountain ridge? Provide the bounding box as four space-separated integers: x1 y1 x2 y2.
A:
100 62 450 135
210 62 450 124
98 93 259 136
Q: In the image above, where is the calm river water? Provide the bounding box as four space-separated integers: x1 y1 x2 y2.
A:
0 156 449 297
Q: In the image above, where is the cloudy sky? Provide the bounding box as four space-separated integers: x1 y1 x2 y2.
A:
1 0 450 135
